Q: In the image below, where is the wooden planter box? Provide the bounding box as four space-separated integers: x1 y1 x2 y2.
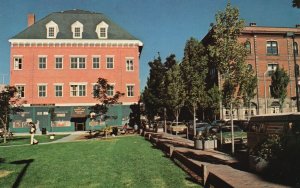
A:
194 139 217 150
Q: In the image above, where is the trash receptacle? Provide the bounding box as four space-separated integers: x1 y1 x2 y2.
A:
42 128 46 135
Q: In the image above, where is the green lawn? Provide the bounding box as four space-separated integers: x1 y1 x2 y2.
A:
0 135 69 146
0 136 200 188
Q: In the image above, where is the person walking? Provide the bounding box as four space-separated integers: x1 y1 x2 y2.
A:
29 122 38 145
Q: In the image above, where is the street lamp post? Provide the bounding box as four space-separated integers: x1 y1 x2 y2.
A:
263 70 269 114
287 32 300 112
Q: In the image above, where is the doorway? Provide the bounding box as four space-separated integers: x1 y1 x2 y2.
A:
75 122 85 131
72 118 86 131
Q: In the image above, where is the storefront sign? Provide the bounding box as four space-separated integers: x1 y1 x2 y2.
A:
72 107 87 118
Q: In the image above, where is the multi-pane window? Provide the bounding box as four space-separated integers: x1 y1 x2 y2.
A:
74 27 81 38
106 57 114 69
93 57 100 69
245 41 251 54
55 57 63 69
127 85 134 97
14 57 22 70
70 84 86 97
16 85 25 98
100 28 106 38
266 41 278 55
55 85 63 97
71 57 86 69
126 59 134 71
39 57 47 69
107 85 114 96
48 27 55 37
38 85 47 97
294 42 299 55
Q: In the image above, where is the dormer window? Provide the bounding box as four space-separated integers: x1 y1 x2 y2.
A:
71 21 83 39
46 21 59 38
96 21 109 39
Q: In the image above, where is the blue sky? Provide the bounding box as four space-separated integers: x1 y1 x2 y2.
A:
0 0 299 90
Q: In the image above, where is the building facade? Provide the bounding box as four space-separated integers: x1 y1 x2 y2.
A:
204 24 300 120
9 10 143 132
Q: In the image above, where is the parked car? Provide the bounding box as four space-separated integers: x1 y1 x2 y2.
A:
211 120 227 127
225 120 249 131
188 122 211 138
167 122 187 134
209 125 247 145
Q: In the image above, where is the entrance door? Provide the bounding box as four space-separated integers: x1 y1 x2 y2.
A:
75 122 85 131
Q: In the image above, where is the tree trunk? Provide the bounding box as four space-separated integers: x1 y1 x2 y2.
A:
230 102 235 155
193 105 196 137
3 111 8 144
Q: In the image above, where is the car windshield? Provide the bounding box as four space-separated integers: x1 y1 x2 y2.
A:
221 126 242 132
172 122 184 126
196 123 209 128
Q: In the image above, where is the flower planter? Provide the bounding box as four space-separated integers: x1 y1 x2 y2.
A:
194 139 217 150
249 155 269 173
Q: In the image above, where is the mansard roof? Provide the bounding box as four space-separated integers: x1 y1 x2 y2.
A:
11 9 139 40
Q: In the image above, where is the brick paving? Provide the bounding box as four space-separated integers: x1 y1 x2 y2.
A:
149 132 290 188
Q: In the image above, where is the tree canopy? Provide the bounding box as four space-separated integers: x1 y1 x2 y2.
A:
270 67 290 112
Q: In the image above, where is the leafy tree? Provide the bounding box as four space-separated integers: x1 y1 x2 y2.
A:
165 63 185 123
293 0 300 8
0 86 25 143
142 56 165 121
207 84 221 120
208 3 248 154
208 3 247 111
270 67 290 112
239 69 257 119
181 38 208 135
89 77 124 121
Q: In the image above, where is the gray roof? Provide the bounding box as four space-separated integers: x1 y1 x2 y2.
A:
12 9 139 40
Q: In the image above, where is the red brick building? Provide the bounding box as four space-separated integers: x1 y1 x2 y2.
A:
204 24 300 120
9 10 143 132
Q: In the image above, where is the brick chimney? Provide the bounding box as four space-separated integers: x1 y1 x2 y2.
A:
27 13 35 27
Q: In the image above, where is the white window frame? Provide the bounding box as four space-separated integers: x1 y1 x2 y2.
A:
13 56 23 70
54 84 64 97
38 84 47 98
15 84 25 98
55 56 63 69
71 21 83 39
96 21 109 39
46 21 59 39
107 84 115 96
126 58 134 71
126 84 134 97
38 56 47 69
92 56 101 69
70 56 86 69
106 56 114 69
69 83 87 97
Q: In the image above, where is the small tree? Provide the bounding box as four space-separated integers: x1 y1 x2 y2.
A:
207 84 221 120
165 63 185 124
90 77 124 122
0 86 25 143
270 67 290 112
239 69 257 119
181 38 208 136
142 56 165 122
208 3 248 154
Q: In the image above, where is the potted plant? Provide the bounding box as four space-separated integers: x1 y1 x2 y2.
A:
194 131 217 150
